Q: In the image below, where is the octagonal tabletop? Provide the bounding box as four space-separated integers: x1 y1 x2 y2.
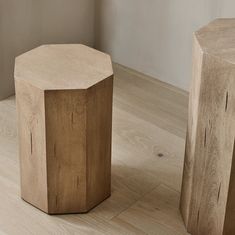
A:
15 44 113 90
195 18 235 64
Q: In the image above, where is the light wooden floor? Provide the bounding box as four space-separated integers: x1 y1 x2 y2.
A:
0 64 189 235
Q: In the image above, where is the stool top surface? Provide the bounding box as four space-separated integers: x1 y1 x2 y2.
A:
15 44 113 90
195 18 235 64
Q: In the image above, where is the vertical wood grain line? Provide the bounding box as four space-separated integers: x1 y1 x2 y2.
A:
225 92 229 112
204 128 207 147
30 131 33 155
217 182 221 203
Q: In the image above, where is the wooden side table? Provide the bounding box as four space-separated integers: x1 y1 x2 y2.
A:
180 19 235 235
15 44 113 214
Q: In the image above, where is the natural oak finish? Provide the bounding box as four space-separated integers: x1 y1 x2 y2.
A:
0 63 189 234
15 44 113 214
180 18 235 235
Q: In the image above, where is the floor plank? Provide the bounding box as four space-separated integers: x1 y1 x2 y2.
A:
114 184 188 235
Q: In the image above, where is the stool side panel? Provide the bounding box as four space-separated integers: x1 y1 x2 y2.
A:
86 76 113 210
45 90 87 214
180 35 204 227
15 80 48 212
181 49 235 235
224 146 235 234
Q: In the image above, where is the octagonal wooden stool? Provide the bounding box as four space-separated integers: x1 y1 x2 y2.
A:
180 19 235 235
15 44 113 214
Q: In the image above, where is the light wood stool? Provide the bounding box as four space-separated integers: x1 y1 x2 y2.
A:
15 44 113 214
180 19 235 235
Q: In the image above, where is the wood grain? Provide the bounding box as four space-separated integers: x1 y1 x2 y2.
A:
180 18 235 235
14 44 113 90
86 77 113 210
45 89 88 214
15 80 48 212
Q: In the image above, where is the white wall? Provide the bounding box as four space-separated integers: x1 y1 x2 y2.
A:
0 0 94 100
1 1 235 99
95 0 235 91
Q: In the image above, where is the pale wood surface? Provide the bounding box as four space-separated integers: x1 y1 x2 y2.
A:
15 80 48 212
15 44 113 90
0 63 189 234
196 18 235 63
180 18 235 235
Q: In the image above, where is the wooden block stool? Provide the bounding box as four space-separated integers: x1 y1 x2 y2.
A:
180 19 235 235
15 44 113 214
